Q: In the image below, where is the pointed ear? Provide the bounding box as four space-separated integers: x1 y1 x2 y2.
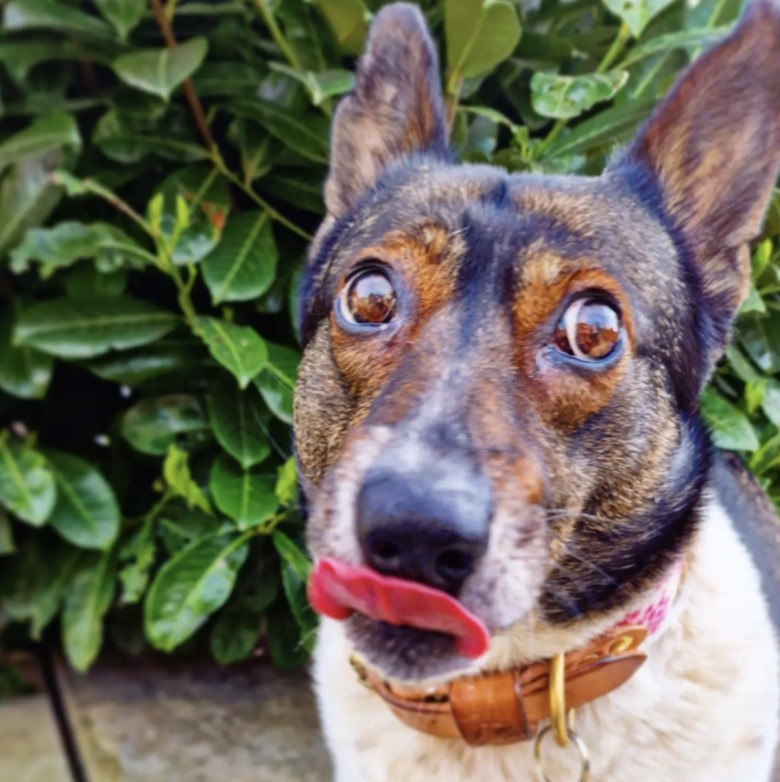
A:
612 0 780 343
324 3 448 217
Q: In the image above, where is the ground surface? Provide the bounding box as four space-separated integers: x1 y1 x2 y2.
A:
0 656 331 782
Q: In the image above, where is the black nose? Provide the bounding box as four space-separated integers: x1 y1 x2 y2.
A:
356 464 491 595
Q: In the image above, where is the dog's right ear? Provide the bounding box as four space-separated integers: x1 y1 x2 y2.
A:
324 3 448 218
611 0 780 358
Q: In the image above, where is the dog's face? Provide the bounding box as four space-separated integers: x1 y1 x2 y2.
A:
294 1 780 681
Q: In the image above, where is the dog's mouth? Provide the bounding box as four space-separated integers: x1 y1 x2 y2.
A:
308 557 491 660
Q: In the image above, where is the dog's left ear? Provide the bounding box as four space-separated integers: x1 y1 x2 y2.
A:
324 3 448 218
612 0 780 346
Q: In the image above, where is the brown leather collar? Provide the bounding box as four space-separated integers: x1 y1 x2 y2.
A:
351 624 648 746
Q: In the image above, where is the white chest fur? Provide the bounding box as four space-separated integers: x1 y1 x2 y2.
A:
312 499 779 782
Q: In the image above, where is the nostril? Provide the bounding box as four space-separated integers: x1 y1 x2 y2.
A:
435 547 475 585
371 536 402 566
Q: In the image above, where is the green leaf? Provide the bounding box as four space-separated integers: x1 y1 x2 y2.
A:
44 450 121 551
0 151 67 257
266 599 309 669
0 536 81 637
619 27 729 67
531 70 628 120
272 530 311 583
253 341 299 424
163 444 212 514
0 436 56 527
209 454 278 531
192 317 268 389
314 0 369 55
119 520 156 605
15 296 179 359
446 0 522 80
208 377 271 469
93 110 208 163
113 38 209 101
10 221 149 278
602 0 677 37
545 97 655 158
82 338 211 386
144 530 249 651
749 433 780 476
202 212 278 304
62 550 116 672
762 380 780 428
94 0 145 41
275 458 298 507
121 395 211 456
64 268 128 299
700 389 760 452
0 509 15 556
158 505 218 555
270 64 354 107
0 113 80 174
4 0 114 40
0 307 53 400
209 599 263 665
152 164 230 266
229 100 329 163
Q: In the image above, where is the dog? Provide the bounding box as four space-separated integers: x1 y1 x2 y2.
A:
293 2 780 780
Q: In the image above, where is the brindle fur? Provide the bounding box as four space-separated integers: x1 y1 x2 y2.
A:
293 0 780 767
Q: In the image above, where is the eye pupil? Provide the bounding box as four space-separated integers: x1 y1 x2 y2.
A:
345 271 396 325
555 299 621 361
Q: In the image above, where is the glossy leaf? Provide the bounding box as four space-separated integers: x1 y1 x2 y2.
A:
229 100 330 163
0 436 56 527
15 297 179 359
202 212 278 304
113 38 209 101
121 395 211 456
602 0 678 37
93 0 145 41
253 341 299 425
208 376 271 469
62 551 116 672
275 458 298 507
4 0 113 40
209 454 278 530
270 64 354 106
163 444 212 515
44 450 121 551
0 308 53 400
10 221 149 278
700 389 760 452
0 509 14 556
0 113 80 174
144 531 249 651
192 317 268 389
446 0 522 79
531 71 628 120
315 0 368 55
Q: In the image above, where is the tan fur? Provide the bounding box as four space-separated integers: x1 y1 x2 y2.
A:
314 498 779 782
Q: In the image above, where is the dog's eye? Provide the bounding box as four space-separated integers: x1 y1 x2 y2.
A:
339 269 397 326
554 298 620 361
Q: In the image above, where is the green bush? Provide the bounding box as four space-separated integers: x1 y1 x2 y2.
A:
0 0 778 673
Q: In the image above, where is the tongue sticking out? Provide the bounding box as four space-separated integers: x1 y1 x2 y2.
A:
308 557 490 659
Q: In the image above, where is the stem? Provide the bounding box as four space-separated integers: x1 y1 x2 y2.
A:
210 148 311 240
538 21 631 157
149 0 214 150
145 489 174 524
596 22 631 74
444 73 463 137
253 0 302 70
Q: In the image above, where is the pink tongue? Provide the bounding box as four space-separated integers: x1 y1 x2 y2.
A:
308 557 490 659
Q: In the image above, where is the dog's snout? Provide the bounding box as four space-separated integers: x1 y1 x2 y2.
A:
356 465 491 595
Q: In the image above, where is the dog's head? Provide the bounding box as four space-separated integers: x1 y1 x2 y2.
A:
294 1 780 681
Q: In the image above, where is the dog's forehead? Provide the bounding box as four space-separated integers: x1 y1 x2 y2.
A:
318 162 682 309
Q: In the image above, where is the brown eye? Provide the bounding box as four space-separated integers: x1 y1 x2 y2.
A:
554 298 621 361
339 268 397 326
